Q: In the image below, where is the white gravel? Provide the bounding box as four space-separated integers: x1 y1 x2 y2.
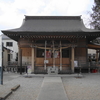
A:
1 73 100 100
0 75 43 100
62 73 100 100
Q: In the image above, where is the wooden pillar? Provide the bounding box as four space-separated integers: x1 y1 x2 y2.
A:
31 48 34 72
96 50 98 63
18 47 22 74
44 41 46 70
71 47 74 73
60 41 62 70
53 40 55 68
34 48 36 69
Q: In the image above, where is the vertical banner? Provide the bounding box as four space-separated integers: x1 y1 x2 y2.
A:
46 50 51 58
0 35 3 85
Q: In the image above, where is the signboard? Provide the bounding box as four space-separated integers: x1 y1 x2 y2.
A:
27 66 32 74
44 60 49 64
0 36 3 85
74 61 78 67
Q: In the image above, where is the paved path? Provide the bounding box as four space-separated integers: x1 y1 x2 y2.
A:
37 77 69 100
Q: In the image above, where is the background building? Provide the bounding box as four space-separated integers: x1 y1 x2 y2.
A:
1 34 18 67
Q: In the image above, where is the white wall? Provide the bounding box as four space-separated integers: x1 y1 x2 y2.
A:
3 39 18 52
88 49 96 55
2 39 18 61
0 36 2 67
2 34 18 63
3 49 8 67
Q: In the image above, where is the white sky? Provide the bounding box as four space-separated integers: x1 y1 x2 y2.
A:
0 0 94 35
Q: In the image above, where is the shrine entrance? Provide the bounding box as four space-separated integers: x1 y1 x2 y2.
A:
35 40 71 73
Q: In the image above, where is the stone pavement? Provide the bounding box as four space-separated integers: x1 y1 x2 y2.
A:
37 77 69 100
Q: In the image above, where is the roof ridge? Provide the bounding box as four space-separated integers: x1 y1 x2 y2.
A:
25 15 81 20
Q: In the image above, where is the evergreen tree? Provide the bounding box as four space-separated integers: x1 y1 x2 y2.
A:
90 0 100 29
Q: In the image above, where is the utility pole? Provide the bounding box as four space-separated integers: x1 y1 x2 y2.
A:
0 35 3 85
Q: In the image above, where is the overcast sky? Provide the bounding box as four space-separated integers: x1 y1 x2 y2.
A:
0 0 94 35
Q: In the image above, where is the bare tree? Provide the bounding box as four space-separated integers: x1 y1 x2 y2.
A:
90 0 100 29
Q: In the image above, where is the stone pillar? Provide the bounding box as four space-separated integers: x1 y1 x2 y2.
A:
71 47 74 73
31 48 34 72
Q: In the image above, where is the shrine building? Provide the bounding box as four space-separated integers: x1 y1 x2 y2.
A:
1 16 100 74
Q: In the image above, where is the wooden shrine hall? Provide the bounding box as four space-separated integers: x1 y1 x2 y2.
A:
1 16 100 74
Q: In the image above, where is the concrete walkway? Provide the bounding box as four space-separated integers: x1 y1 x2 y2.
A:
37 77 69 100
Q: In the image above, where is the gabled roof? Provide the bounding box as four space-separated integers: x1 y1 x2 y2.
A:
1 16 100 41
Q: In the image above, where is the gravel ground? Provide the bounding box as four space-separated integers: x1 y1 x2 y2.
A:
62 73 100 100
0 73 43 100
1 73 100 100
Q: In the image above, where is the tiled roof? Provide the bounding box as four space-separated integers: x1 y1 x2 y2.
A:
1 16 100 41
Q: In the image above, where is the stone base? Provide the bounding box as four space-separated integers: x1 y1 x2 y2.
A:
47 67 58 75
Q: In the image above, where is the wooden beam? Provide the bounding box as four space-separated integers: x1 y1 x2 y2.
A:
88 44 100 49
